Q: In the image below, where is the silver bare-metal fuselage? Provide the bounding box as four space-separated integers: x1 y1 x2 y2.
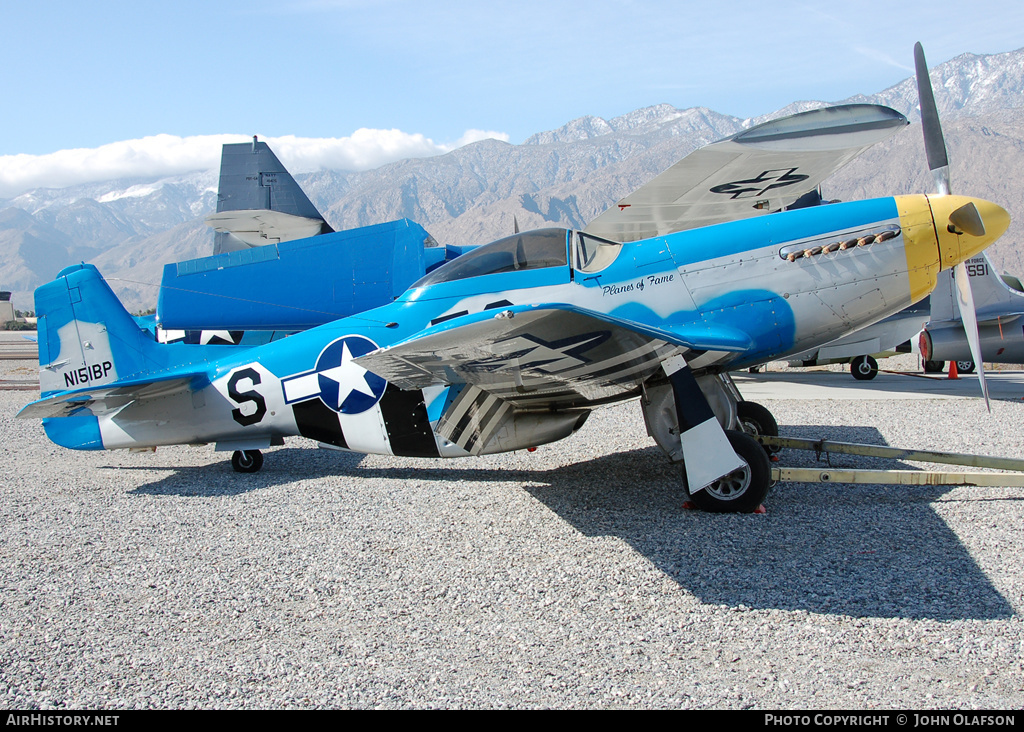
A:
32 194 1007 459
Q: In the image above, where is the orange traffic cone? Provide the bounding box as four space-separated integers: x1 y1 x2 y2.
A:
948 361 959 379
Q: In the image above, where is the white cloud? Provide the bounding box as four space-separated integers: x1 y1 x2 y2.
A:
851 45 914 74
0 128 510 199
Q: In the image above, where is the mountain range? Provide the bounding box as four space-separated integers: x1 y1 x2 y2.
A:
3 47 1024 313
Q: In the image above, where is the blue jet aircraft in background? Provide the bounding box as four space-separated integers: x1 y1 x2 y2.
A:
18 45 1010 512
157 136 463 339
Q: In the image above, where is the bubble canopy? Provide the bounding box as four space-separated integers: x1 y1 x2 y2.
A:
412 229 569 288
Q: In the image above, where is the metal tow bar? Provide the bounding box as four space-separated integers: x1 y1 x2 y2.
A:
757 435 1024 487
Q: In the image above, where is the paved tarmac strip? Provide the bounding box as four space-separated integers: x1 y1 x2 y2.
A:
2 360 1023 709
735 369 1024 401
0 331 37 361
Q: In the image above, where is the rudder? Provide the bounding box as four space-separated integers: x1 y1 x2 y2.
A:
35 264 156 397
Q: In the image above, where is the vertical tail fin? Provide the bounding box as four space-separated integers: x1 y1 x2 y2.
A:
930 251 1021 322
205 137 333 254
35 264 157 397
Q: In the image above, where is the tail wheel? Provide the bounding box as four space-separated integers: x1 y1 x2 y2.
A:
687 430 771 514
850 355 878 380
232 449 264 473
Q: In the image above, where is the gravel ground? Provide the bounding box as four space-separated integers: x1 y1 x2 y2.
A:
2 359 1023 709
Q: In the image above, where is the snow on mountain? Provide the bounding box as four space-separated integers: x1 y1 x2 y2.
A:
3 47 1024 312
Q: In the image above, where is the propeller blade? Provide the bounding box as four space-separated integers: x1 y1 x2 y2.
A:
954 261 991 411
514 216 520 234
949 201 986 237
915 44 991 410
914 42 951 195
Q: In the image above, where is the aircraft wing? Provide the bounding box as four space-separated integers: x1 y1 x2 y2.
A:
205 209 328 249
17 373 203 420
584 104 908 242
978 312 1024 327
355 304 753 410
928 311 1024 328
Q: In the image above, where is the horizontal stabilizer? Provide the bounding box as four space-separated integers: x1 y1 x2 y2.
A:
977 312 1024 327
31 263 247 418
18 373 201 419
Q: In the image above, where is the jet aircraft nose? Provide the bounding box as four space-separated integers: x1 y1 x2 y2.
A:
928 195 1010 270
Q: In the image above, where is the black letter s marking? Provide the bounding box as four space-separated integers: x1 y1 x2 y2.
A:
228 368 268 426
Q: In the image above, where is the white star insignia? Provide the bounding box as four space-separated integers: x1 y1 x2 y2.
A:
318 342 377 409
199 330 237 345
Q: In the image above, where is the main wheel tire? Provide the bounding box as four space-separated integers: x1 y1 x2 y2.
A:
687 430 771 514
956 360 976 374
924 360 945 374
736 400 779 454
232 449 264 473
850 355 878 380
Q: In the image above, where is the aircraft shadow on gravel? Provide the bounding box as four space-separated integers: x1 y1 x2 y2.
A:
125 424 1015 621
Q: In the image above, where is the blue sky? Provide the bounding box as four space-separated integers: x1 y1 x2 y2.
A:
2 0 1023 196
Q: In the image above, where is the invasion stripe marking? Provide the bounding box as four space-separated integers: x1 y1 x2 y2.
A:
451 344 666 397
462 396 511 454
378 384 440 457
553 341 665 380
664 356 715 431
434 342 686 430
293 399 347 448
452 391 500 446
460 341 677 397
438 385 485 441
438 386 510 453
470 399 514 454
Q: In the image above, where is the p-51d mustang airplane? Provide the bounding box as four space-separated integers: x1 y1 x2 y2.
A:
18 46 1010 512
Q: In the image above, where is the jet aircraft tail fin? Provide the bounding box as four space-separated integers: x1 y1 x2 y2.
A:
206 137 334 254
34 264 163 398
929 251 1024 323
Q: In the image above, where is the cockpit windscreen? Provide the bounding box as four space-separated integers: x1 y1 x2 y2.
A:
412 229 569 287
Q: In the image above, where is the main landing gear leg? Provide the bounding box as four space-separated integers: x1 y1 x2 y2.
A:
716 371 780 455
642 359 771 512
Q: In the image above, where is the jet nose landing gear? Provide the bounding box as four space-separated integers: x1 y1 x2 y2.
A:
850 355 879 380
231 449 264 473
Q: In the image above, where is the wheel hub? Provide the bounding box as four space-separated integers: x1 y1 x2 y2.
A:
706 461 751 499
